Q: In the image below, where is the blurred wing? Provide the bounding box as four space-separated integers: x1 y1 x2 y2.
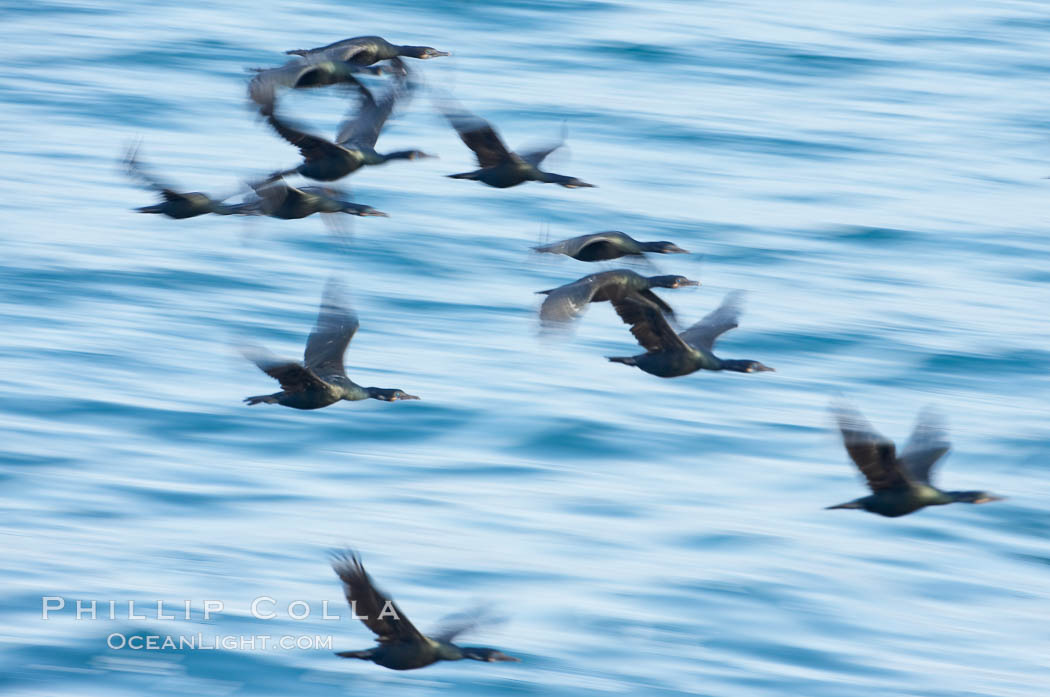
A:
521 122 568 167
331 551 426 644
900 406 951 485
437 98 514 168
265 112 344 163
635 288 675 316
430 605 503 644
521 142 562 167
336 80 399 149
534 232 630 258
610 295 689 353
248 180 293 213
124 145 187 202
832 402 910 492
303 278 359 376
249 57 361 106
679 291 744 351
538 275 605 323
241 346 328 393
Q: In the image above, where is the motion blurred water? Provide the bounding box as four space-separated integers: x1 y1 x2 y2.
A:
2 1 1050 695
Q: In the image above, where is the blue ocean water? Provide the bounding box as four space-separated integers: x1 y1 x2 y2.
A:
3 0 1050 695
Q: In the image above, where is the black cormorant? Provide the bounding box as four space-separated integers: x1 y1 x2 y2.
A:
232 180 387 219
261 75 432 183
284 35 448 64
538 269 698 324
827 403 1003 517
438 98 593 189
242 280 419 409
534 231 688 261
124 145 237 219
330 551 519 670
607 291 773 377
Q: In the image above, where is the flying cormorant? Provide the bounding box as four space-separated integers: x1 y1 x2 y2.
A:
242 280 419 409
330 550 519 670
607 291 773 377
538 269 698 324
534 231 688 261
827 403 1003 517
438 98 593 189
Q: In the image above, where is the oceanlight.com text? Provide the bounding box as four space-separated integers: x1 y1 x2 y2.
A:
107 633 334 651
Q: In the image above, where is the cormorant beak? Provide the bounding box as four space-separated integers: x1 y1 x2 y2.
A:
825 501 861 510
751 364 775 372
428 50 451 58
362 209 389 217
564 181 595 188
973 494 1004 504
665 244 689 254
414 152 438 160
674 279 701 287
397 394 421 401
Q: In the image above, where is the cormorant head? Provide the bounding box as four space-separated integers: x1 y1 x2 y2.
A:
460 647 520 663
648 275 700 289
366 388 420 402
643 241 689 254
948 491 1004 505
403 46 450 59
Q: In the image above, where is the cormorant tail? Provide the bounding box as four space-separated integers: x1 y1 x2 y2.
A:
335 649 374 660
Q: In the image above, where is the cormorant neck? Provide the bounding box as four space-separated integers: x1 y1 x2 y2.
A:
537 171 573 185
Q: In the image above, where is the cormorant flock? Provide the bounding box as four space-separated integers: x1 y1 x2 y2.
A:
122 33 1005 671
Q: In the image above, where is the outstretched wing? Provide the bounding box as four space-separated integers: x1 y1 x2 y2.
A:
304 278 359 377
330 551 427 645
436 97 515 168
534 231 634 258
610 295 690 354
336 78 405 149
520 123 567 167
899 407 951 485
265 111 345 163
430 605 504 644
241 345 329 393
248 57 362 106
832 402 911 492
537 274 608 323
679 291 744 352
247 179 295 214
124 145 190 203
